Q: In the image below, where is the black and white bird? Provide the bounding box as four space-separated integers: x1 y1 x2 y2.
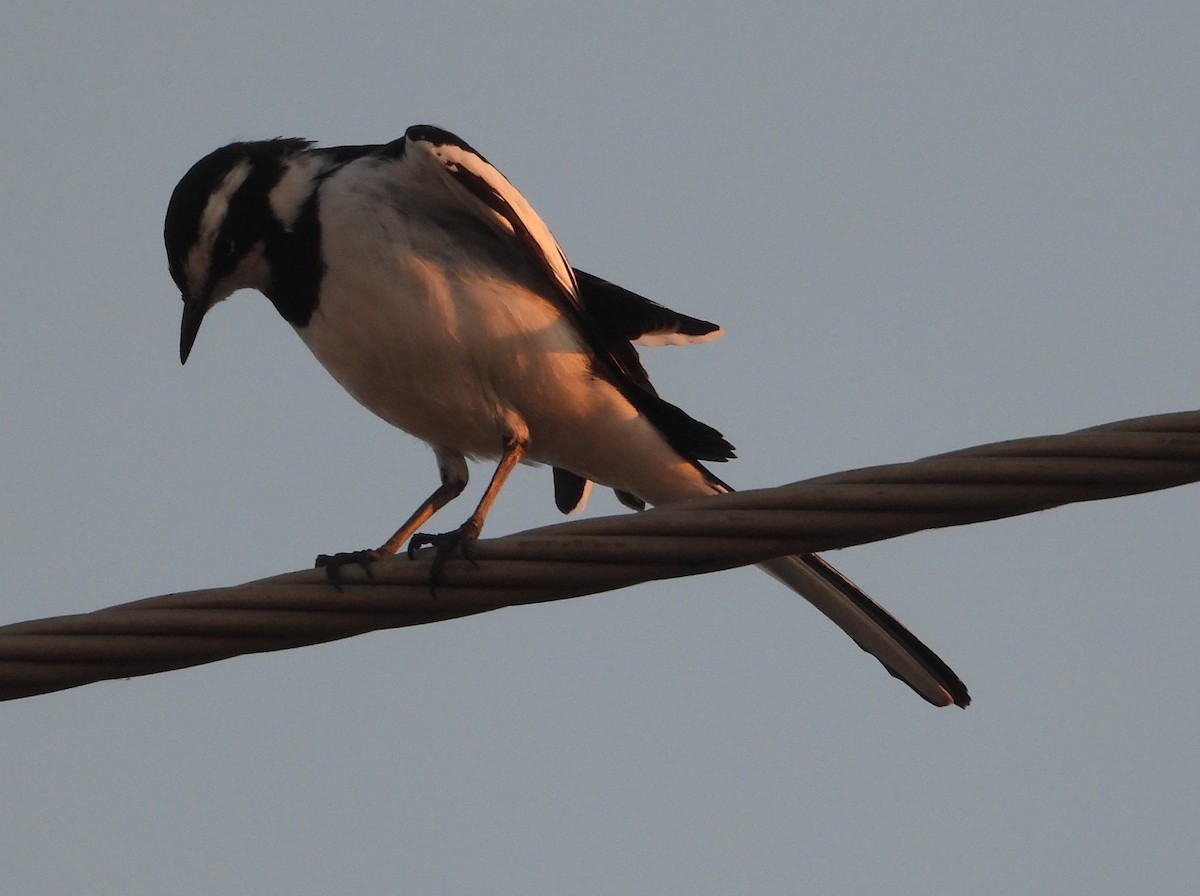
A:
164 124 968 707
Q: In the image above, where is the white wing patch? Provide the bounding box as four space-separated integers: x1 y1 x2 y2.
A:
268 154 327 230
402 129 580 303
633 326 725 347
569 478 593 513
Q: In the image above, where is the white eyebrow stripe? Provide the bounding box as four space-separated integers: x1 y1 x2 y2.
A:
185 160 252 294
200 160 252 242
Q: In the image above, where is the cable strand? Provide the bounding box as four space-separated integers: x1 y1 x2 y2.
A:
2 410 1198 702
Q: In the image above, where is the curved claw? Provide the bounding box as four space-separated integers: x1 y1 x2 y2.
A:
407 521 482 595
315 549 380 590
408 528 464 557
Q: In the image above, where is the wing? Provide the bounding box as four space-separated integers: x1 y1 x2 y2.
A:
561 274 723 513
398 127 724 349
396 124 734 467
398 125 581 305
573 269 723 347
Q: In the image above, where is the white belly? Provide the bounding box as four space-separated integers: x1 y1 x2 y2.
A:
296 257 711 505
298 257 555 454
294 172 715 505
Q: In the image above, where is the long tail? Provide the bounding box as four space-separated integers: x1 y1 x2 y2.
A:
552 444 968 705
759 553 969 707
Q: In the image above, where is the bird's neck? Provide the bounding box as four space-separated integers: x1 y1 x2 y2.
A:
258 159 327 329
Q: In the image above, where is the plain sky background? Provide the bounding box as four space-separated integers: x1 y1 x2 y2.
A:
2 4 1198 893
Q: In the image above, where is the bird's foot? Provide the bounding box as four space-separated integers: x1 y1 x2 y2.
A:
407 519 482 594
315 548 381 590
406 523 479 559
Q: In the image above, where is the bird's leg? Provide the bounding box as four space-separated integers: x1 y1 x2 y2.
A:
316 466 466 585
409 435 526 568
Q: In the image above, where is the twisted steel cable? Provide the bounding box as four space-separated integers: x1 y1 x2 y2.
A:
2 409 1198 702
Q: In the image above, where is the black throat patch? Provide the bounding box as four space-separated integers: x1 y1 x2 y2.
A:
260 188 324 329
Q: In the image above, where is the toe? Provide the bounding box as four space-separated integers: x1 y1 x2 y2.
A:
315 549 380 588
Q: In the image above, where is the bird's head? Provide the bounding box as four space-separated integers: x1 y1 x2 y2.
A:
164 138 313 363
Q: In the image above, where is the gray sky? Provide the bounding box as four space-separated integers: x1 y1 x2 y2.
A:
3 4 1198 893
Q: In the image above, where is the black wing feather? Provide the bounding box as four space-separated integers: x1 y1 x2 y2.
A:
552 467 589 513
573 269 721 344
403 126 734 467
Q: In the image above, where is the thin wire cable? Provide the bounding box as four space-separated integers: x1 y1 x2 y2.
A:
3 409 1198 702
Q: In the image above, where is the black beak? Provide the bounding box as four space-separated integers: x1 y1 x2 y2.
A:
180 296 208 364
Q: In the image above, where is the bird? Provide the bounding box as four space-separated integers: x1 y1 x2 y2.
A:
164 124 969 707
